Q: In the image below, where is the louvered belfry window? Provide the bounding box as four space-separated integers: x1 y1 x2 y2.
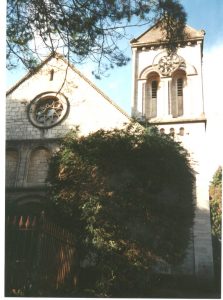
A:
152 80 158 99
171 71 185 117
143 73 159 119
177 78 183 96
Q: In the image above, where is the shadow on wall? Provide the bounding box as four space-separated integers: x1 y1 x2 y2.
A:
6 142 56 189
5 120 219 297
149 204 220 298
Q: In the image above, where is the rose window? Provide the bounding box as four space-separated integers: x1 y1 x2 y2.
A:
28 92 69 128
158 54 181 76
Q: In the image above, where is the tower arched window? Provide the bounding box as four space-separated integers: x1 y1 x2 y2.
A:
142 72 159 119
170 70 186 117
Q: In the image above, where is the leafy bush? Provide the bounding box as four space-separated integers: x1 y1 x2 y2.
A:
47 123 195 297
210 166 222 241
209 166 222 292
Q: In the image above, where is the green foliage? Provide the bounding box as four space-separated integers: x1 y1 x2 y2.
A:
7 0 186 76
47 123 194 297
210 167 222 241
209 166 222 292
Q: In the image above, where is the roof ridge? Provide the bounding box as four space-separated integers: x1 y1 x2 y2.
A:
131 21 204 46
58 55 132 120
130 19 161 43
6 52 57 95
6 52 132 121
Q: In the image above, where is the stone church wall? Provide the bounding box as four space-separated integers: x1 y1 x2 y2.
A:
6 55 131 215
6 57 130 141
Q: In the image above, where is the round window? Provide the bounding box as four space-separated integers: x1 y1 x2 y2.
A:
158 53 181 76
28 92 69 128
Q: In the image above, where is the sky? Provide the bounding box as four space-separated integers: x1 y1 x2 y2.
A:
5 0 223 178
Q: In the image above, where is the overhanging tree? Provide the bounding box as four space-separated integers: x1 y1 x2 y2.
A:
47 124 195 297
7 0 187 76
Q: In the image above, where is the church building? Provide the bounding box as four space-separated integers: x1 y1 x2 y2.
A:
6 21 214 287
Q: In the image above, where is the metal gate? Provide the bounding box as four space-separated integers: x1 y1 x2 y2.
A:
5 213 77 296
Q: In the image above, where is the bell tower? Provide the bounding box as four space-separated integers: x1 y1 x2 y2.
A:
131 22 214 283
131 22 206 127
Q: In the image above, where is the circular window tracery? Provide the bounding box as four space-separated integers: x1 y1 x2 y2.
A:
158 53 181 76
28 92 69 128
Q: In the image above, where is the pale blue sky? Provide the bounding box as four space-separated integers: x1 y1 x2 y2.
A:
7 1 223 115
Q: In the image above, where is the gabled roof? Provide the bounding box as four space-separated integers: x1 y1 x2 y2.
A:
130 21 205 47
6 52 132 120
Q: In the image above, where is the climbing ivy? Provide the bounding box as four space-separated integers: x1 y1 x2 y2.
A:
210 166 222 241
209 166 222 292
47 123 195 297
